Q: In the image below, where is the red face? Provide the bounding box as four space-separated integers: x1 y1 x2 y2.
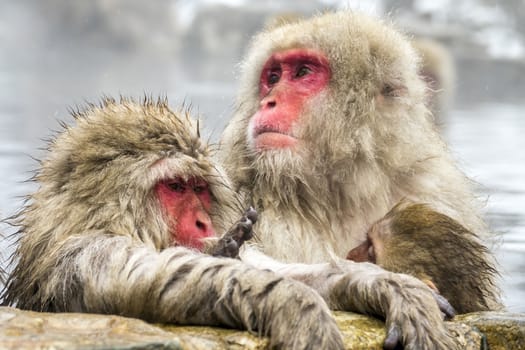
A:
155 177 215 250
251 49 331 151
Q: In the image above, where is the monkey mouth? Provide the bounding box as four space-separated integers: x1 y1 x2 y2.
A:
253 127 297 150
254 125 287 136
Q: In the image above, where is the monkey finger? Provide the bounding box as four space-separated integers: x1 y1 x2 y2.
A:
224 239 240 258
212 238 239 258
234 220 254 249
245 206 258 224
242 227 254 241
432 291 456 320
238 217 253 236
383 324 402 350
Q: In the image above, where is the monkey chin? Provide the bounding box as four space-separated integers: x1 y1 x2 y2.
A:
254 132 297 151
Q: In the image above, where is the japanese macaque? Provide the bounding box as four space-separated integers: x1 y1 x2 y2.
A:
347 201 500 314
219 10 501 346
1 97 459 350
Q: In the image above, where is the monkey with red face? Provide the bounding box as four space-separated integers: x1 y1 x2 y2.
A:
221 11 501 349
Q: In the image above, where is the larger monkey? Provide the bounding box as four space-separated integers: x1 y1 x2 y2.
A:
2 97 458 349
220 11 500 309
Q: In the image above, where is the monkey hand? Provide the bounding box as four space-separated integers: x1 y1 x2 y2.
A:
380 275 458 350
226 270 345 350
210 207 257 258
330 262 459 350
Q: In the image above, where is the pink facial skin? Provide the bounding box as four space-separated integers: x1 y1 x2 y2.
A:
251 49 331 150
155 177 215 250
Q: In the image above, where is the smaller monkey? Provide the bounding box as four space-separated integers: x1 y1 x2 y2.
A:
347 201 501 314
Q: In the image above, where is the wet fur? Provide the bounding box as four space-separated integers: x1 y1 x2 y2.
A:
368 201 501 313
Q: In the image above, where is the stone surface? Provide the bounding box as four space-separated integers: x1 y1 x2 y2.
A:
0 306 267 350
456 311 525 350
1 306 522 350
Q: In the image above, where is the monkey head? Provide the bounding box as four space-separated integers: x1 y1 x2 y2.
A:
346 200 413 266
29 97 235 251
221 12 441 200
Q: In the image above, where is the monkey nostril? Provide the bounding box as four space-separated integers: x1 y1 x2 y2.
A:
261 95 277 109
196 220 207 232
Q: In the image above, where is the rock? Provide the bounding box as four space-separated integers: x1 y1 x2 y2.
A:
456 312 525 350
332 311 485 350
0 306 266 350
1 306 522 350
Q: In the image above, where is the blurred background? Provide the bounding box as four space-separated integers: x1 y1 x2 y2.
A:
0 0 524 311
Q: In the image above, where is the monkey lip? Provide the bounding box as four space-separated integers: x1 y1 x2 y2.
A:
254 131 297 150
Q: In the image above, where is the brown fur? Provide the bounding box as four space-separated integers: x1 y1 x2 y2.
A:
348 201 502 313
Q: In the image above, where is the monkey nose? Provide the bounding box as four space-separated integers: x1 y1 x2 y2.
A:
195 214 215 237
260 96 277 109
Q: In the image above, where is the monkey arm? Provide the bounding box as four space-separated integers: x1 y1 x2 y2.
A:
46 234 344 350
241 248 459 350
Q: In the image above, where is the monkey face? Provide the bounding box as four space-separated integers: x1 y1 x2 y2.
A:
155 177 215 250
247 48 331 152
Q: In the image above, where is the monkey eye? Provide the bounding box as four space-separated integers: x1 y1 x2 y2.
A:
295 65 311 78
193 184 207 194
267 69 281 85
167 181 186 193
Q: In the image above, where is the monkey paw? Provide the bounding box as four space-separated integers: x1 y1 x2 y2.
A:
380 273 459 350
211 207 257 258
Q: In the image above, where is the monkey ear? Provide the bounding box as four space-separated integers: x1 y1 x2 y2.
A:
381 83 407 98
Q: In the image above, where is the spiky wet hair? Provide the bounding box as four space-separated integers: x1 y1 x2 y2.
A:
13 97 235 251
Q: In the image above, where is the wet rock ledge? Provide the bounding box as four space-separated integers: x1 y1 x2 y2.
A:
0 306 523 350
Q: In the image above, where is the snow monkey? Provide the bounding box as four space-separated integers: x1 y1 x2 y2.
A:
220 10 501 347
1 97 458 350
347 200 501 314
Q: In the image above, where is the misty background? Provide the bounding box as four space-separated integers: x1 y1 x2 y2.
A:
0 0 524 311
